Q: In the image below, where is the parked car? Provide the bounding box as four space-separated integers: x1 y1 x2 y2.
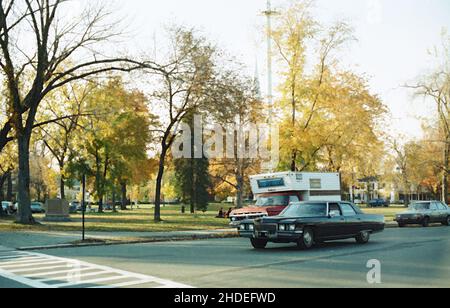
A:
30 202 45 214
69 201 82 213
1 201 11 214
239 201 385 250
394 201 450 228
368 199 390 208
1 201 14 215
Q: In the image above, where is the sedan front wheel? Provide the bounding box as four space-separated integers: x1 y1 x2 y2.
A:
356 231 371 244
297 227 315 250
251 238 268 250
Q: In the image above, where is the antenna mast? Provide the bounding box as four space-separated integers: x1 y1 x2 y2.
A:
262 0 277 123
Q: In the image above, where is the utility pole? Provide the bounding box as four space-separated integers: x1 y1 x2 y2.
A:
262 0 277 124
262 0 278 173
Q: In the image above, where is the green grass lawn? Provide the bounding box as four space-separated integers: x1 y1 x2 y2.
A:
0 203 404 233
0 203 231 233
359 205 406 221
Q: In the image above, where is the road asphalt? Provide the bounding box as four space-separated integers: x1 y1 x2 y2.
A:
0 225 449 288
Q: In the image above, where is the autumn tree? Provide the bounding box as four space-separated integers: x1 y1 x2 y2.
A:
271 1 386 188
0 0 159 224
37 81 93 200
69 78 151 212
271 0 316 171
272 1 357 171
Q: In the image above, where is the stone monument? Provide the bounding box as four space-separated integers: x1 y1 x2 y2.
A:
44 199 71 222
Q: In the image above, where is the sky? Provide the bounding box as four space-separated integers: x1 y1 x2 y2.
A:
111 0 450 140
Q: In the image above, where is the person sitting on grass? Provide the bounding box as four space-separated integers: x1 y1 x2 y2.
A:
216 208 225 219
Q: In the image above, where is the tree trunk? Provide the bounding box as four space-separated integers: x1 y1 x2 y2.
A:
154 146 168 222
112 189 117 213
0 176 5 216
235 172 244 209
60 176 65 201
291 152 297 172
442 138 450 204
0 174 6 201
98 197 104 213
190 158 195 214
6 171 13 202
17 133 34 224
403 180 410 207
121 181 127 210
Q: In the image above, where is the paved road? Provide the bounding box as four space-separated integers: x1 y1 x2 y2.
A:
1 226 449 288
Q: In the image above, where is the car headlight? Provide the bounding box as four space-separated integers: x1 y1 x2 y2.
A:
279 224 286 231
240 224 246 230
231 217 237 222
288 224 296 231
248 224 254 231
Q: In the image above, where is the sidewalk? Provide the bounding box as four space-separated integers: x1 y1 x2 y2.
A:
0 228 239 251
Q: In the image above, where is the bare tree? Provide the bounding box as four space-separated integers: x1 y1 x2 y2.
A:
208 72 265 209
391 140 411 206
149 28 216 222
407 33 450 203
0 0 160 224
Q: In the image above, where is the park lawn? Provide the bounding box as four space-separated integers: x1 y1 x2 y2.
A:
0 203 231 233
0 203 404 233
360 205 406 221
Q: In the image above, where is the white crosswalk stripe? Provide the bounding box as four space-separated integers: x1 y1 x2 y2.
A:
0 250 192 288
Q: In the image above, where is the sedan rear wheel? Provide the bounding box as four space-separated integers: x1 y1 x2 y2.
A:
356 231 371 244
422 217 430 228
250 238 268 250
297 227 314 250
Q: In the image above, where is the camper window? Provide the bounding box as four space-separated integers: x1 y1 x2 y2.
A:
310 179 322 189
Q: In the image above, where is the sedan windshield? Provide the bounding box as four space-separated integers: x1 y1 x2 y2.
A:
255 195 298 207
280 203 327 218
409 203 430 211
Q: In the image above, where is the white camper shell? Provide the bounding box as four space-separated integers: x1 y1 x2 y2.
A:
250 172 342 202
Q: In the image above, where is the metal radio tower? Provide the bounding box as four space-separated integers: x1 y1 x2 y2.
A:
262 0 277 123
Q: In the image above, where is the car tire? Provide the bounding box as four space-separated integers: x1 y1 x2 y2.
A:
422 217 430 228
250 239 268 250
444 216 450 226
297 227 315 250
356 231 371 244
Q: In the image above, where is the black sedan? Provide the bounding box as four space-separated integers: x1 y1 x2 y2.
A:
239 201 385 250
394 201 450 228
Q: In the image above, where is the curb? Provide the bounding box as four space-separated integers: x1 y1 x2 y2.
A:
17 224 399 251
17 232 240 251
